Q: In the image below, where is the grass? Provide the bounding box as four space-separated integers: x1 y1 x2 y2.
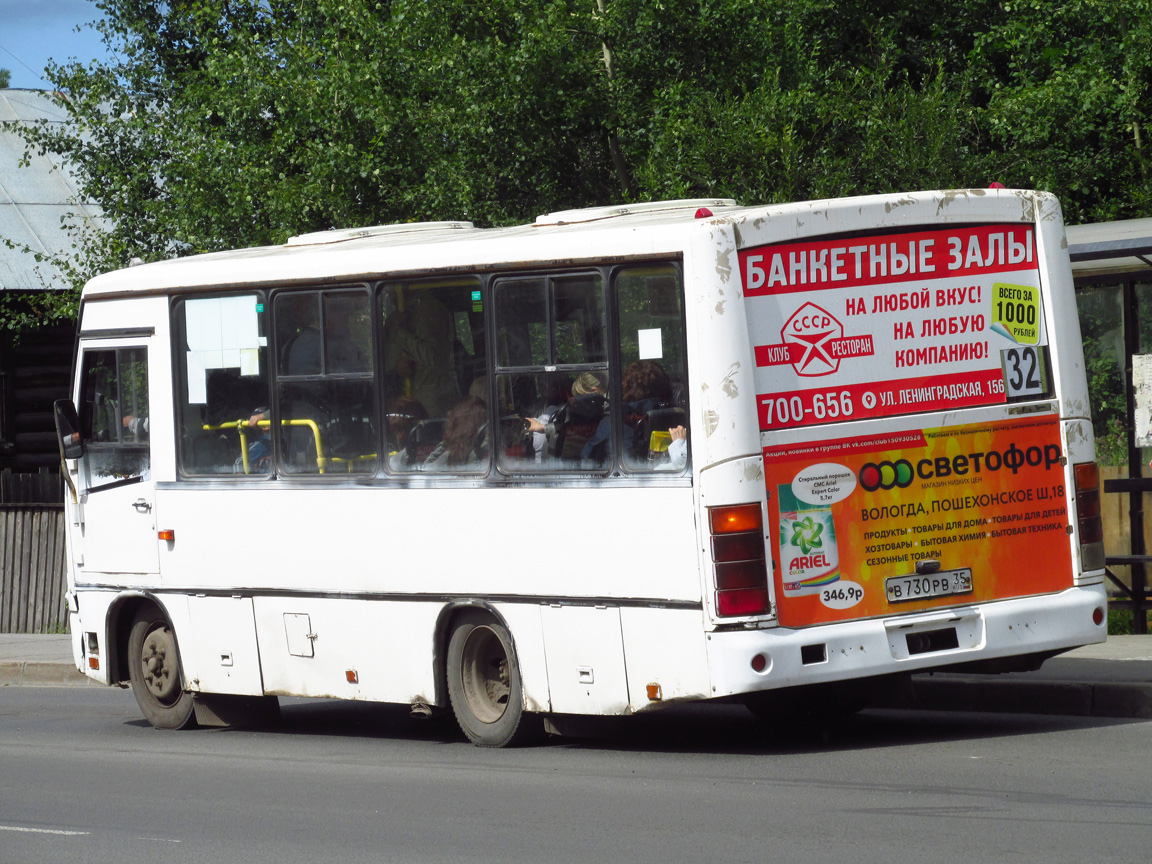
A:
1107 608 1152 635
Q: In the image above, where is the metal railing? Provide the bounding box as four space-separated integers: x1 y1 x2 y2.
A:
204 418 328 473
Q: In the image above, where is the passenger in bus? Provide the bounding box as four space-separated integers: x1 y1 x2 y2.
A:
218 404 272 473
527 373 603 446
620 360 679 464
279 302 322 376
121 414 149 440
424 396 487 469
622 360 673 417
668 425 688 471
562 361 676 466
525 374 570 462
232 422 272 473
467 375 489 404
524 372 607 466
524 373 602 434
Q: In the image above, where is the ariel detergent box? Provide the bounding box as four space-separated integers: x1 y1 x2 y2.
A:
777 482 840 596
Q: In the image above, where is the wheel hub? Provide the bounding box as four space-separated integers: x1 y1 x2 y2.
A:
461 626 511 724
140 626 180 703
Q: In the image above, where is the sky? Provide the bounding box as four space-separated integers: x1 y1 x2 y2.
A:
0 0 113 89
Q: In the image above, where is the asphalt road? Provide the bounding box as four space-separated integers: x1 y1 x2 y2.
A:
1 687 1150 864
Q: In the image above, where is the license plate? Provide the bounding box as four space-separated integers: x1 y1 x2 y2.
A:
886 568 973 603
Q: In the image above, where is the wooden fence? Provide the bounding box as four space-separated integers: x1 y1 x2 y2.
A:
0 505 68 633
0 468 62 504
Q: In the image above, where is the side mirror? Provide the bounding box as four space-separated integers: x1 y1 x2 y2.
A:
54 399 84 460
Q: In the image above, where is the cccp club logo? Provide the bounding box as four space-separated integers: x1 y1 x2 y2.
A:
782 302 843 376
753 303 874 376
859 460 914 492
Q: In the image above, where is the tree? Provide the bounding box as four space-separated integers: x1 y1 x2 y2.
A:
0 68 10 88
16 1 625 264
969 0 1152 224
4 0 1151 337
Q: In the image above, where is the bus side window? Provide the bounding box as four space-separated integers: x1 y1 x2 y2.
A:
494 273 611 474
615 265 689 473
381 277 488 474
274 289 376 475
80 347 150 482
174 294 272 477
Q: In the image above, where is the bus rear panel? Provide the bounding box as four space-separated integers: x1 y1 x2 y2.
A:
700 190 1104 702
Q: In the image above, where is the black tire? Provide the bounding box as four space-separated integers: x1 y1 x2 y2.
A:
446 610 537 747
127 605 196 730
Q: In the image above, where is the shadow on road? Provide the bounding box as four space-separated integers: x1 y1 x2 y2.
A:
249 696 1137 756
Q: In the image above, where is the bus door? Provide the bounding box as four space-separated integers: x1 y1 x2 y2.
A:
71 338 160 575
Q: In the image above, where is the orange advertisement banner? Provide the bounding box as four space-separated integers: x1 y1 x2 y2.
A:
764 415 1073 627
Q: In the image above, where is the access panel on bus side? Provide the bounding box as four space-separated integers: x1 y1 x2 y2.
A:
741 223 1074 628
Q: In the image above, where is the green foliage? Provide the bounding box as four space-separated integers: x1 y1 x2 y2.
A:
970 0 1152 224
0 68 10 88
1084 350 1130 465
1076 284 1129 465
2 0 1151 340
1107 608 1152 636
0 235 84 335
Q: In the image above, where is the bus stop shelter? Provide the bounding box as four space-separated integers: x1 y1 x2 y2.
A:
1068 218 1152 633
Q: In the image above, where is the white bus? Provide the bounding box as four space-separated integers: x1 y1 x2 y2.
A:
55 190 1107 746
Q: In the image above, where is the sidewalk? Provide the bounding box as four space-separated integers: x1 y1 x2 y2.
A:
0 634 93 687
893 636 1152 719
2 633 1151 719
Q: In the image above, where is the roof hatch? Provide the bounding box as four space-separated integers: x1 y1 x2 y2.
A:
286 221 475 247
534 198 737 226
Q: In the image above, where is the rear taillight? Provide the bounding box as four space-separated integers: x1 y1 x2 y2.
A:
709 503 771 617
1074 461 1105 570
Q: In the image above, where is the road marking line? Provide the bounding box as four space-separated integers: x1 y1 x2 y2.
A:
0 825 90 836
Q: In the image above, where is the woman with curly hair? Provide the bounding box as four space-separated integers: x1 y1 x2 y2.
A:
425 396 487 468
621 360 673 407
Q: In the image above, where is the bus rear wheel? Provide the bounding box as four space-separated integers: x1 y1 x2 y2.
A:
446 611 536 747
127 605 196 730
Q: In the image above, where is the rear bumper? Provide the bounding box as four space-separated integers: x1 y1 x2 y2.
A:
706 583 1108 697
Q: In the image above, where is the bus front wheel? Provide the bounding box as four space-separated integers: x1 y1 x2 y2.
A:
127 605 196 730
446 611 536 747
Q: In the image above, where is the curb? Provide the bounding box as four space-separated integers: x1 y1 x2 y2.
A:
896 674 1152 719
0 661 95 687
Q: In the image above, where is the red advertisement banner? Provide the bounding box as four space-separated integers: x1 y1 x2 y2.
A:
742 224 1046 428
740 225 1035 297
757 368 1006 431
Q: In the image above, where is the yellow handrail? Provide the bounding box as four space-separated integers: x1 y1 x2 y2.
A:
202 418 327 473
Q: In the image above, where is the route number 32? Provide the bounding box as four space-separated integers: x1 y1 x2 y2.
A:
1002 346 1045 398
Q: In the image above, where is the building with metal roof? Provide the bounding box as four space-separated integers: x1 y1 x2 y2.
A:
1 88 101 485
1 88 103 292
